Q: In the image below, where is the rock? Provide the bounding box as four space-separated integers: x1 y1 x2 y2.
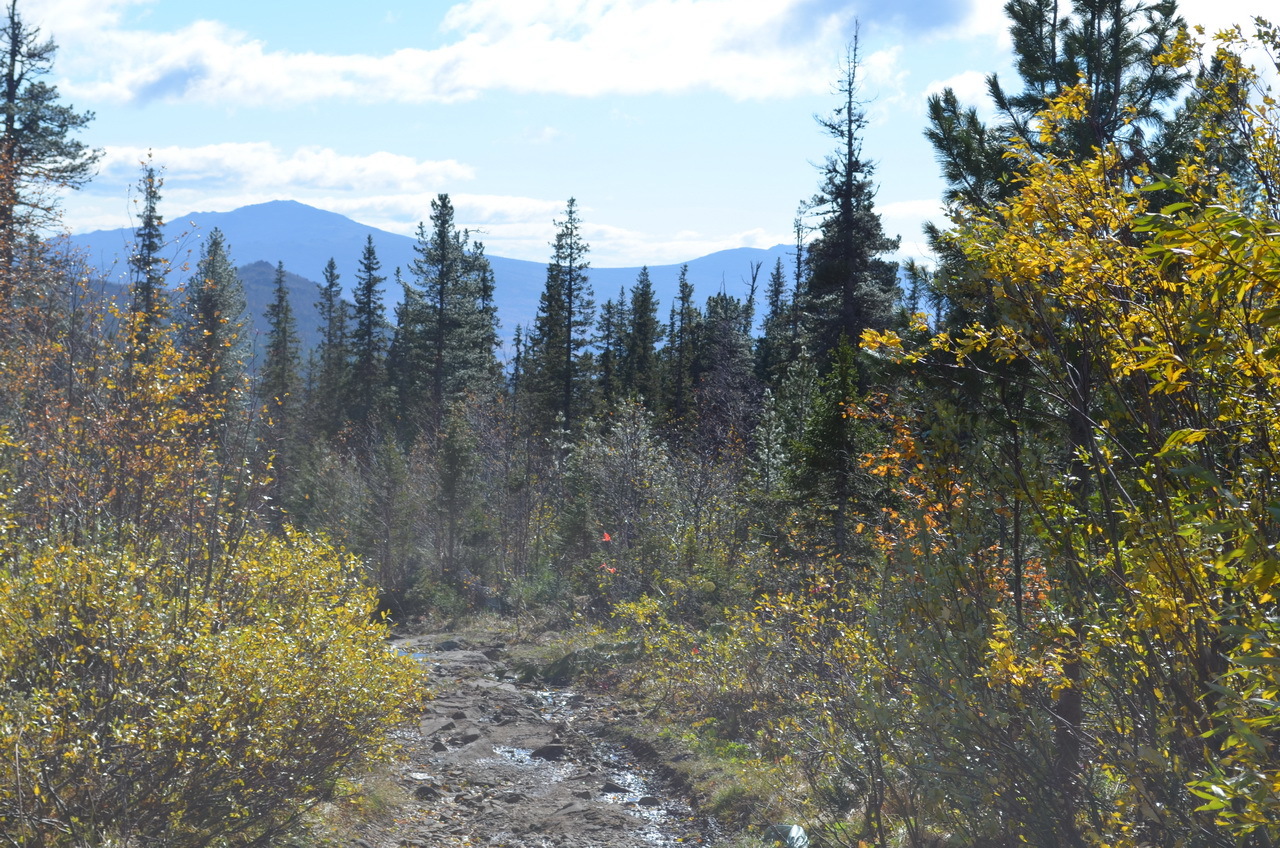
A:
600 780 629 794
413 784 440 801
451 731 482 745
431 739 448 753
638 795 660 806
450 710 468 719
420 719 455 736
434 650 495 671
531 743 569 761
540 641 642 685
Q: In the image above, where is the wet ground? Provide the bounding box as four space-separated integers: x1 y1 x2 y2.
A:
351 634 720 848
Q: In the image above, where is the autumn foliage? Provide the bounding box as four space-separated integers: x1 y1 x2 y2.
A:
619 23 1280 848
0 246 420 847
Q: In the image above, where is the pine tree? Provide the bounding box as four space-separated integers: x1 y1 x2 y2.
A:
526 198 595 433
802 35 900 361
622 266 664 408
999 0 1186 161
0 0 100 269
926 0 1187 216
180 227 246 410
914 2 1193 827
348 235 388 428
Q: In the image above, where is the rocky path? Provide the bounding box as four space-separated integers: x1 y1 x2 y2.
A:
351 634 719 848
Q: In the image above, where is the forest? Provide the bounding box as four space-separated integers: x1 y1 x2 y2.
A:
1 0 1279 846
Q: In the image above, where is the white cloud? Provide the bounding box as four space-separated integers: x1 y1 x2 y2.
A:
881 198 945 220
880 198 946 256
98 143 473 194
925 70 987 104
523 126 563 145
1178 0 1268 37
954 0 1011 42
34 0 858 106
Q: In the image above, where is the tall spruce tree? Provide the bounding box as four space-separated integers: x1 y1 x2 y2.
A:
526 198 594 433
260 262 300 412
595 287 628 414
348 235 388 428
310 257 350 439
802 35 900 361
128 161 167 358
622 266 664 408
757 257 797 385
180 227 245 410
695 290 760 451
260 261 301 517
391 194 499 441
662 265 699 425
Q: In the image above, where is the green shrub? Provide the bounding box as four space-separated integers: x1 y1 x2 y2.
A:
0 529 423 847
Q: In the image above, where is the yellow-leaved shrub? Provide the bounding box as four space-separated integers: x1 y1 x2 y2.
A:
0 529 423 847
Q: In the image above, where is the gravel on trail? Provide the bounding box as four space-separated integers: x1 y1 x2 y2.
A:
348 634 720 848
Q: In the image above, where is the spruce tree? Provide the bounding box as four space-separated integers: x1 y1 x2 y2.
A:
595 287 628 414
802 36 900 361
757 257 796 385
260 261 300 413
349 235 388 428
128 161 167 357
526 198 595 433
392 194 499 440
310 257 351 439
915 1 1192 825
695 290 760 451
180 227 245 410
662 265 699 425
622 266 664 408
259 261 301 518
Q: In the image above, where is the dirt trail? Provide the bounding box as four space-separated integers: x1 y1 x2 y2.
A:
351 633 719 848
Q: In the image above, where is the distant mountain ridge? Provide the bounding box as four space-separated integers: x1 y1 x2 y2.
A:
69 200 794 350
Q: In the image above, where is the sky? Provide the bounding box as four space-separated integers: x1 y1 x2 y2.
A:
27 0 1269 268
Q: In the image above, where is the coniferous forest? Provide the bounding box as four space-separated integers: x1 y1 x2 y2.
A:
2 0 1280 846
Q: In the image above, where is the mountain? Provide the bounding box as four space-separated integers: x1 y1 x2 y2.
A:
68 199 795 352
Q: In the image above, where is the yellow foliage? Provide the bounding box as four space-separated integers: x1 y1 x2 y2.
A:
0 529 423 846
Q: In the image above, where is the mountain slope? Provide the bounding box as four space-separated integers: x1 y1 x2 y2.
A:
69 200 795 347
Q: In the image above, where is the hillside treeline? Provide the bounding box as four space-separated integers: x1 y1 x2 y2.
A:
2 0 1279 846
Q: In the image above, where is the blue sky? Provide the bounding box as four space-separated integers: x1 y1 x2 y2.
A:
30 0 1265 267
